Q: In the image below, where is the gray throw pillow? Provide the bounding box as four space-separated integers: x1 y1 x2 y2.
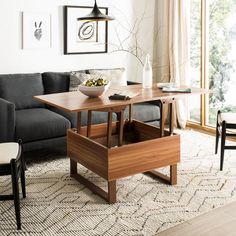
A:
69 72 90 92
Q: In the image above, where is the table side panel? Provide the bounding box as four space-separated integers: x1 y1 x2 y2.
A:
130 120 170 139
75 122 118 139
108 134 180 181
67 130 108 179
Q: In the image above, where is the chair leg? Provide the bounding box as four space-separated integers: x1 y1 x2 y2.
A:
20 148 26 198
21 167 26 199
215 110 221 154
220 121 226 171
11 160 21 230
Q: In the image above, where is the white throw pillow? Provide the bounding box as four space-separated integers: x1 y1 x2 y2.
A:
88 68 127 87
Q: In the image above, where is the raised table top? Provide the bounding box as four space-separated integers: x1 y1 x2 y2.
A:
35 84 207 113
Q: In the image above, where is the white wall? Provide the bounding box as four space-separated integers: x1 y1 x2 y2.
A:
0 0 156 82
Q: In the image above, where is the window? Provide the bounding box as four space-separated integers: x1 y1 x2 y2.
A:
207 0 236 126
188 0 236 129
189 0 201 123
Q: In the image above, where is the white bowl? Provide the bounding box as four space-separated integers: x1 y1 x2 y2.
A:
78 81 111 97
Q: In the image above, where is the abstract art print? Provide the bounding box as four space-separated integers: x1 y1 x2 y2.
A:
23 12 51 49
64 6 108 54
77 21 98 43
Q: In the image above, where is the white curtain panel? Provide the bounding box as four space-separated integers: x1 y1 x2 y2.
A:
155 0 190 128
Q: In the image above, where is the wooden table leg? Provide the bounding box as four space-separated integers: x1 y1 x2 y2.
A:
107 111 113 148
77 112 82 133
160 99 175 137
71 172 108 201
129 104 133 123
170 164 177 185
70 159 77 175
87 111 92 138
70 112 82 176
169 101 175 135
108 180 116 204
160 102 165 137
118 110 124 146
71 172 117 203
169 102 173 135
145 164 178 185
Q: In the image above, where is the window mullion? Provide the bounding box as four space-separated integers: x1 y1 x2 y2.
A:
200 0 208 127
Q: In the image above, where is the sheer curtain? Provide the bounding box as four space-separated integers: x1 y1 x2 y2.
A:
154 0 190 128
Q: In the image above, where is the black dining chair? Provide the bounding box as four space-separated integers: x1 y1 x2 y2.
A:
215 110 236 171
0 140 26 230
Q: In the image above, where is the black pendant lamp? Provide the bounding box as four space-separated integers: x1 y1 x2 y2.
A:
77 0 115 22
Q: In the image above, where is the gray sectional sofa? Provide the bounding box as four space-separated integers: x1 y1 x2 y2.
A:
0 71 160 152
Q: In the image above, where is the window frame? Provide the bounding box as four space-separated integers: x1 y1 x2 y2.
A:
187 0 215 132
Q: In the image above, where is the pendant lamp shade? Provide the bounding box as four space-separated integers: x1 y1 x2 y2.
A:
77 0 115 22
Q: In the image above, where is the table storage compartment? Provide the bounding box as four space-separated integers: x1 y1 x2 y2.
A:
67 120 180 181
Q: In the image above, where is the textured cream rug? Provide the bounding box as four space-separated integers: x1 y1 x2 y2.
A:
1 130 236 235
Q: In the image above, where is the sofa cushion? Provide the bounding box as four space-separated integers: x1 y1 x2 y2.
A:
49 107 117 128
0 73 45 110
42 72 70 94
42 71 86 94
124 103 160 122
88 68 127 87
15 108 71 143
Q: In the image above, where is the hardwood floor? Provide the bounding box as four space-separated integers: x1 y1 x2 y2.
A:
158 200 236 236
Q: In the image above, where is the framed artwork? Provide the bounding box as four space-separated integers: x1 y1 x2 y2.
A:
22 12 51 49
64 6 108 54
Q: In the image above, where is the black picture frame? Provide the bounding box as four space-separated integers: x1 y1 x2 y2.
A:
64 5 108 55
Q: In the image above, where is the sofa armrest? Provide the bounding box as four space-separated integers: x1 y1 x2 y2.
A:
0 98 16 142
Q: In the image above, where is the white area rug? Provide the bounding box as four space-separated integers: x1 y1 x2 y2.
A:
1 130 236 235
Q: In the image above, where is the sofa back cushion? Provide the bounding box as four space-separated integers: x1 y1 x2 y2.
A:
0 73 45 110
42 71 86 94
42 72 70 94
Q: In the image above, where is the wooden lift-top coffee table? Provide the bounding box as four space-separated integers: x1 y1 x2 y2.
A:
35 85 206 203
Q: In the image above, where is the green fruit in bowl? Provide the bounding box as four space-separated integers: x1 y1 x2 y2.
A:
85 78 108 87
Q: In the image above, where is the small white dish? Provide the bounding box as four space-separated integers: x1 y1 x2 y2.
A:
78 81 111 98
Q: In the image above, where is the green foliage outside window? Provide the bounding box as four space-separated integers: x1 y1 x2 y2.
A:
208 0 236 125
190 0 236 125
